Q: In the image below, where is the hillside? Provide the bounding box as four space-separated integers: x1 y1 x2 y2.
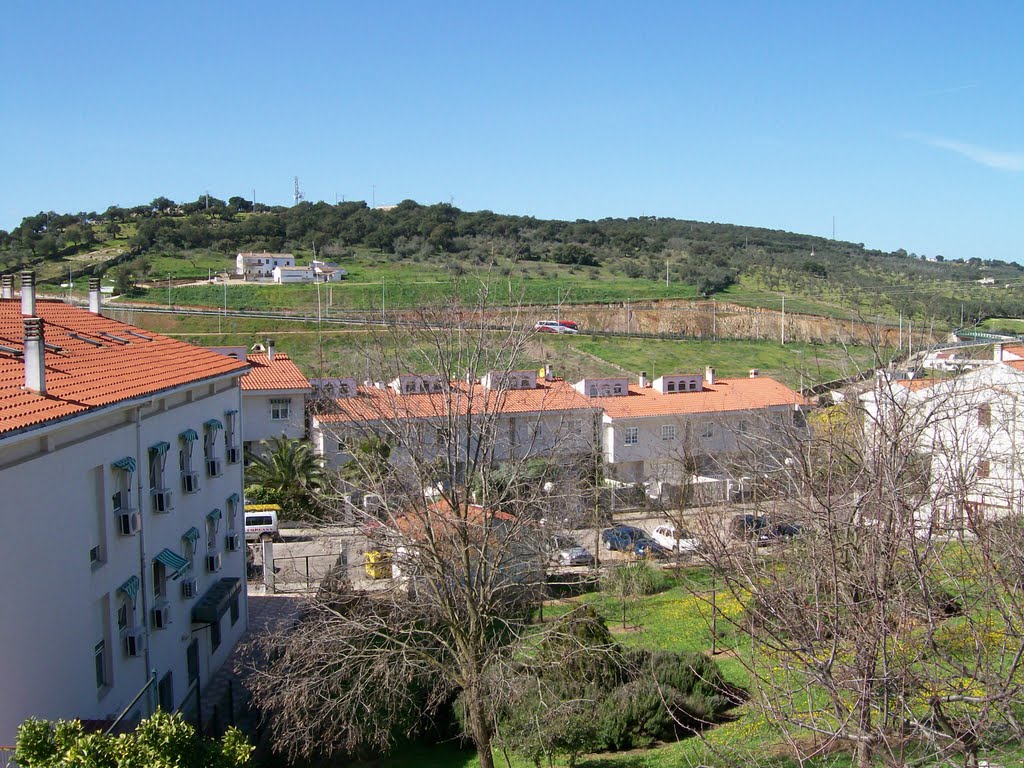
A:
3 196 1022 327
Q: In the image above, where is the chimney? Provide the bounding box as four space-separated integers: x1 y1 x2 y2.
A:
749 368 760 378
23 317 46 394
88 277 102 314
20 270 35 316
266 338 275 362
1 274 12 300
705 366 715 385
544 364 553 381
994 343 1004 362
638 371 648 388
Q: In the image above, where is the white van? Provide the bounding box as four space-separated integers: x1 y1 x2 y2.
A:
244 504 280 542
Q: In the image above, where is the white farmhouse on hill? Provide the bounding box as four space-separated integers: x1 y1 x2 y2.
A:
235 251 294 280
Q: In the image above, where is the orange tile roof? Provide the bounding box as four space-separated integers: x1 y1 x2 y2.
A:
241 353 310 392
0 299 249 437
1005 360 1024 373
594 377 806 418
315 379 599 424
895 378 939 391
1002 345 1024 359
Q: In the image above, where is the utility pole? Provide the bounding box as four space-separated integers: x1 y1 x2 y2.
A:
167 274 171 307
381 281 385 325
713 299 717 340
899 312 903 351
781 295 786 345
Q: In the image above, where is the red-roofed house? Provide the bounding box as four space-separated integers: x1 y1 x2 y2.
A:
0 273 250 743
211 341 311 455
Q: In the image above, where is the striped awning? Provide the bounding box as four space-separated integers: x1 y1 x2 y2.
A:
225 409 238 416
111 456 136 473
204 418 223 431
207 508 222 522
182 526 201 544
118 575 140 603
227 492 240 505
149 441 170 457
179 429 199 443
154 548 190 576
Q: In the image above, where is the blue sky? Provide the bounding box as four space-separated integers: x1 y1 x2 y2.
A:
2 2 1022 261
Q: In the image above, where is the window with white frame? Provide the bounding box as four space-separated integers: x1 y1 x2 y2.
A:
204 420 222 472
661 424 677 441
270 398 291 421
701 422 714 440
94 640 108 690
624 426 639 445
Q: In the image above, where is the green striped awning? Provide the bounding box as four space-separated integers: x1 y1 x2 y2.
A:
111 456 136 473
182 526 201 544
204 418 223 431
149 441 170 457
207 508 222 522
118 575 140 603
227 492 240 505
154 548 190 576
179 429 199 443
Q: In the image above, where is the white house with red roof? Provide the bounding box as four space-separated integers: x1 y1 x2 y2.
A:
587 367 807 485
311 368 602 472
0 272 250 743
210 340 311 455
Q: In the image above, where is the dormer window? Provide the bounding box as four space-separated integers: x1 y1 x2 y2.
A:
405 382 415 393
667 381 676 392
590 385 597 396
613 384 623 395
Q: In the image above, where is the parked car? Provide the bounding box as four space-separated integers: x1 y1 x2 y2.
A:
632 536 671 559
728 514 768 542
650 524 701 553
548 534 595 566
534 320 579 334
556 320 579 330
764 522 803 542
601 524 647 551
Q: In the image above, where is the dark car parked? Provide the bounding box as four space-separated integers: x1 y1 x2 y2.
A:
729 514 768 541
601 525 647 552
632 536 671 559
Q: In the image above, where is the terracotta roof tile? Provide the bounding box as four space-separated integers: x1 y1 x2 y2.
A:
315 379 598 423
241 353 310 391
895 378 939 391
0 300 249 437
594 377 806 418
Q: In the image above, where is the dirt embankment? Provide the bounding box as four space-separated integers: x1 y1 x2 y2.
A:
541 300 941 347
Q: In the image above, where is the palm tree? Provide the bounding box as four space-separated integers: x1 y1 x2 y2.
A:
245 435 326 519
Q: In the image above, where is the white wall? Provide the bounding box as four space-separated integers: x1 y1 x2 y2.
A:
242 391 306 445
0 380 247 743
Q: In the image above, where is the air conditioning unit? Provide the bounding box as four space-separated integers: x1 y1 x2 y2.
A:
182 472 200 493
225 532 241 551
152 602 171 630
153 489 173 513
206 552 222 573
118 510 141 536
226 446 240 464
123 629 144 657
181 577 199 599
206 458 223 477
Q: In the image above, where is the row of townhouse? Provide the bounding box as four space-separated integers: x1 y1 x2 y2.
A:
0 273 251 744
310 365 806 491
861 344 1024 526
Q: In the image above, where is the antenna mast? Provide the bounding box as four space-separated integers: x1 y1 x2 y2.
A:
293 176 305 206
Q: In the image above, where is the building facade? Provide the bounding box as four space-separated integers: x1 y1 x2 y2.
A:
235 252 294 280
0 274 250 743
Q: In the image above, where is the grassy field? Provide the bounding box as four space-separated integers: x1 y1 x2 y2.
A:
114 311 879 391
978 317 1024 334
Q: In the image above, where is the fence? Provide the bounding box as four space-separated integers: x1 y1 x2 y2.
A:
251 552 345 593
1 746 15 768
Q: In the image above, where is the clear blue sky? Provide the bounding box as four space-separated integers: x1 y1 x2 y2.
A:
2 1 1022 261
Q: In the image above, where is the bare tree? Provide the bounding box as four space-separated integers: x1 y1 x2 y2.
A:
692 368 1024 767
248 287 605 767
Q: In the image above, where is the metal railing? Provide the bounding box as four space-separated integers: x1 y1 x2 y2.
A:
1 745 16 768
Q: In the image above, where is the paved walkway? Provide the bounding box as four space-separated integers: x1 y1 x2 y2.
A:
195 589 304 737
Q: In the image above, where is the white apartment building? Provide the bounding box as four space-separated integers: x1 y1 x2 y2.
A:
235 252 294 280
311 369 601 473
861 354 1024 525
590 367 807 485
0 273 250 743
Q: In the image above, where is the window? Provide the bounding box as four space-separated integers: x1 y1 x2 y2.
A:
701 422 714 440
569 419 582 436
153 560 166 599
978 404 991 428
978 459 991 479
667 381 676 392
94 641 107 690
149 444 169 495
737 420 749 434
624 426 639 445
230 593 240 626
270 398 290 420
661 424 677 441
689 381 697 390
117 600 130 632
613 384 623 395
